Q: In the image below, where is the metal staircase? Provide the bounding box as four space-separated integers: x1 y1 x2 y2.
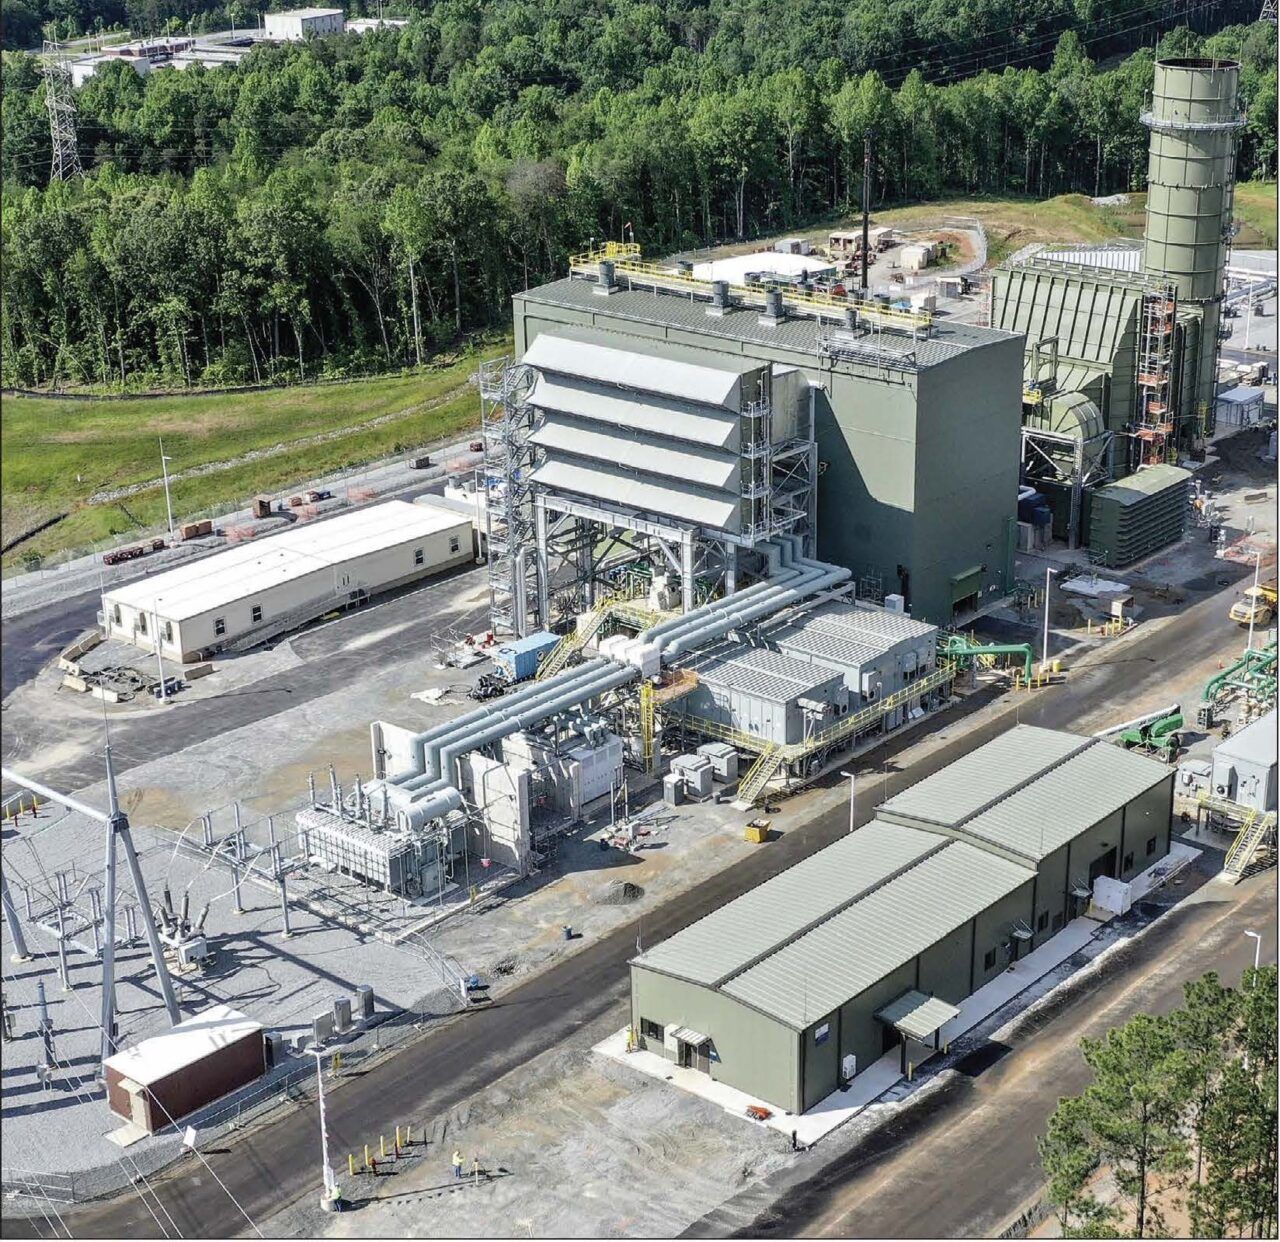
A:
536 591 662 681
736 745 785 806
1223 809 1277 881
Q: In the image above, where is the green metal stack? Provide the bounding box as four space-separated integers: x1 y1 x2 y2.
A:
1087 464 1192 567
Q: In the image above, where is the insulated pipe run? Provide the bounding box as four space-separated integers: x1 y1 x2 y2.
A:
393 659 616 792
396 663 639 829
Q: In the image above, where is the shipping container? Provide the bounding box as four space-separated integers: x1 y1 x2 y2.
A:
492 631 561 682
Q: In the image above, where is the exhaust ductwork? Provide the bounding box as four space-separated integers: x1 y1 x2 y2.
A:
378 535 851 829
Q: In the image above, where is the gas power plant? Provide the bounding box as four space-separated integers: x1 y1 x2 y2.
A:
991 57 1245 558
293 57 1250 900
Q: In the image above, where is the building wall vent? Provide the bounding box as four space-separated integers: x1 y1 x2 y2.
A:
594 259 619 296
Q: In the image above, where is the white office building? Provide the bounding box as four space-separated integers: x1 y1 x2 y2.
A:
264 7 345 40
101 500 472 661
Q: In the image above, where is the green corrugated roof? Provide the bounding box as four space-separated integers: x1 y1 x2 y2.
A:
722 841 1031 1028
878 725 1088 828
1090 464 1192 504
875 989 962 1041
631 819 941 987
956 741 1172 861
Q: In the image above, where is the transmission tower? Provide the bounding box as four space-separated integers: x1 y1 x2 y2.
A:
42 41 83 182
1262 0 1277 22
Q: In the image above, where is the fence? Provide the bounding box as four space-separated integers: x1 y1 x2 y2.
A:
0 982 466 1214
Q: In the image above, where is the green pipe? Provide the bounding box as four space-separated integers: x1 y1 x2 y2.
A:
939 637 1034 682
1204 642 1278 702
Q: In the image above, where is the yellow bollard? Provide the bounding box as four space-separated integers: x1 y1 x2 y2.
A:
380 1135 387 1159
332 1051 342 1074
364 1143 371 1171
395 1125 402 1149
349 1153 356 1177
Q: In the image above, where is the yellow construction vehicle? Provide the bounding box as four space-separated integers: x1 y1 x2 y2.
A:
1229 579 1277 628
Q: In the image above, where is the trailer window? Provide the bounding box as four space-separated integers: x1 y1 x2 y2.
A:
1037 910 1049 932
1146 836 1157 856
251 605 263 623
112 604 121 625
163 621 173 643
639 1018 663 1042
137 612 147 634
214 617 226 637
983 947 997 971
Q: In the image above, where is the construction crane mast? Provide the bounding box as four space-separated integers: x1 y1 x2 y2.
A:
42 40 83 183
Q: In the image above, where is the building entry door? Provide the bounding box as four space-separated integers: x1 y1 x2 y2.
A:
1089 847 1118 886
678 1040 710 1073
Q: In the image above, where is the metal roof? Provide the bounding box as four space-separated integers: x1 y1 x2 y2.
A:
522 333 752 408
879 725 1088 827
531 459 739 531
517 280 1016 371
102 501 469 622
632 820 942 987
691 253 838 283
875 989 962 1041
956 740 1173 861
1217 385 1265 406
773 627 885 671
103 1004 261 1087
722 840 1031 1029
792 601 935 646
530 420 739 491
689 644 843 704
1216 709 1278 768
1038 243 1144 272
528 374 740 449
1091 464 1192 503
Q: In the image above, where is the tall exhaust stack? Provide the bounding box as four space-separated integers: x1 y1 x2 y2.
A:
1141 58 1244 444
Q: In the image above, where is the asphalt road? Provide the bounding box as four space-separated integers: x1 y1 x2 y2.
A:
5 581 1236 1240
717 873 1276 1239
0 563 490 792
0 589 101 700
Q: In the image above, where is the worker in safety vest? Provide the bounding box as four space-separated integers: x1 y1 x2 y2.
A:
452 1149 464 1179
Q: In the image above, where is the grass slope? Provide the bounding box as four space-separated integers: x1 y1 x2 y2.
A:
1233 181 1278 249
2 343 506 566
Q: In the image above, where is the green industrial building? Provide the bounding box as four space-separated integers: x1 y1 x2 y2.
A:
990 57 1243 554
511 282 1023 625
629 725 1174 1114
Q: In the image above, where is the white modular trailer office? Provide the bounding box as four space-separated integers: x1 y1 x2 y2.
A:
102 501 472 661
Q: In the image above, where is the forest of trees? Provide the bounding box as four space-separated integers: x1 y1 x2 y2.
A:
1 5 1275 389
1041 967 1278 1239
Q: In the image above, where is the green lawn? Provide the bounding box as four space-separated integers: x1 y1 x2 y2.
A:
1233 181 1278 249
2 343 507 566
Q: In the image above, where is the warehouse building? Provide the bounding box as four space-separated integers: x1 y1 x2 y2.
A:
989 58 1244 556
629 725 1174 1114
102 500 471 662
511 274 1022 626
264 6 344 39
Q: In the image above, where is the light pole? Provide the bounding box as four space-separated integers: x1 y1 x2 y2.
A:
309 1048 339 1212
159 437 175 542
152 598 168 703
1246 549 1261 655
1244 929 1262 975
840 769 856 834
1041 566 1058 676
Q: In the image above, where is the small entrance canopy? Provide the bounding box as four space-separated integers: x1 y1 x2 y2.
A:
875 990 961 1043
672 1026 710 1046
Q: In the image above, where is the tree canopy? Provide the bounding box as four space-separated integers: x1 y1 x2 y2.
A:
1041 966 1278 1239
1 11 1275 388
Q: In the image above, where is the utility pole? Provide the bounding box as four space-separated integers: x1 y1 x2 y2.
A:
42 41 83 182
159 437 175 541
311 1048 339 1211
860 132 873 296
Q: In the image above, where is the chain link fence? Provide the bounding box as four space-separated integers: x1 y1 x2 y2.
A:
0 981 465 1213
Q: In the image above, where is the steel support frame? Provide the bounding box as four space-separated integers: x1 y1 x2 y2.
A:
1020 426 1116 549
480 358 540 637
